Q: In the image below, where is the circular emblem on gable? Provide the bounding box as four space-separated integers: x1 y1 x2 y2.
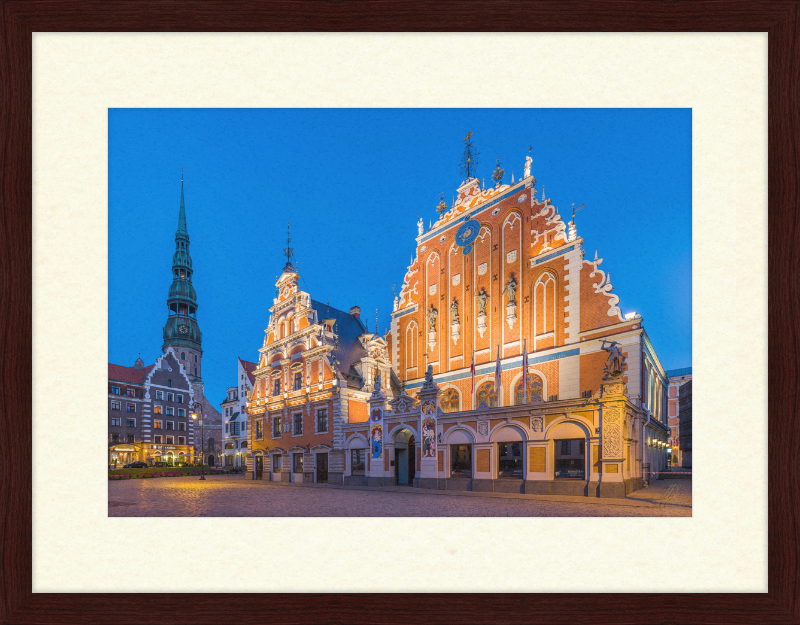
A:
439 235 446 242
462 244 473 255
455 219 480 247
518 194 527 203
178 324 189 334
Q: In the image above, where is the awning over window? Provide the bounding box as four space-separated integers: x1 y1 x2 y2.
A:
228 412 240 421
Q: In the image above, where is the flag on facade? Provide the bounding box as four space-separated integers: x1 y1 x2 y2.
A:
494 344 501 402
470 350 475 395
522 338 528 404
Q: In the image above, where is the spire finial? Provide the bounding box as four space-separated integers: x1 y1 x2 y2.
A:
436 192 447 215
283 220 294 271
375 308 378 333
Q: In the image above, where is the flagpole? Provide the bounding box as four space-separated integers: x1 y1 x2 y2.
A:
523 338 528 404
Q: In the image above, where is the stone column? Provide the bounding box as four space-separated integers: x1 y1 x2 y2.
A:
416 365 441 490
599 379 627 499
366 373 388 487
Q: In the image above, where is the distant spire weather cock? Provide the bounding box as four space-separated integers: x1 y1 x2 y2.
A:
283 220 295 271
459 131 480 181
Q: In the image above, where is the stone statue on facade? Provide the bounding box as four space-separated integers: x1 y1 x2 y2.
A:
505 275 517 306
374 369 381 391
417 216 424 236
450 298 459 324
427 305 438 331
524 155 532 178
476 288 488 316
601 339 625 379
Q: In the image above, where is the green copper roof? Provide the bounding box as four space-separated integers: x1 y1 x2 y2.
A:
177 180 188 236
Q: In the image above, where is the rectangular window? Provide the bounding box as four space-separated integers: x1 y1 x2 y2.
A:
498 442 523 478
154 420 162 429
111 417 121 426
256 420 263 439
293 453 303 473
126 418 135 428
166 436 174 444
351 449 366 475
126 388 135 397
154 435 162 444
316 408 328 433
126 403 135 412
555 438 586 479
293 372 302 390
232 422 240 436
167 393 173 402
178 408 185 417
178 422 186 431
225 423 229 433
165 407 173 416
166 421 174 430
156 391 163 400
178 436 185 445
273 379 281 395
154 405 162 414
112 434 120 443
242 420 247 431
293 412 303 435
126 434 134 443
111 386 120 395
451 444 472 477
548 394 558 402
176 394 183 403
272 417 281 437
167 380 172 388
273 454 282 472
110 401 120 410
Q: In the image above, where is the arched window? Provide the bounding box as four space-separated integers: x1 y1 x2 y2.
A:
405 321 418 376
441 388 460 413
207 437 215 451
194 355 198 362
181 352 186 360
194 367 197 376
534 272 557 337
476 381 498 408
515 374 544 405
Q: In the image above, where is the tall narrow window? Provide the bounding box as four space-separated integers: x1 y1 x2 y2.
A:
534 272 556 338
441 388 460 413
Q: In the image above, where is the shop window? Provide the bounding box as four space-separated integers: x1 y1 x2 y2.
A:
451 444 472 477
293 453 303 473
515 375 544 405
555 438 586 479
273 454 282 472
498 442 523 478
441 388 460 413
316 408 328 432
351 449 366 475
476 382 498 408
293 412 303 435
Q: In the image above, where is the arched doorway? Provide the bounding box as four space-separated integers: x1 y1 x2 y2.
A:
207 454 215 467
394 429 416 486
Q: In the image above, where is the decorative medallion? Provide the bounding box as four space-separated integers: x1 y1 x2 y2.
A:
452 273 461 286
462 245 473 256
477 421 489 436
371 425 382 459
532 416 543 432
371 408 382 422
439 235 447 242
421 246 427 253
492 208 500 216
421 400 436 416
178 324 189 334
506 250 518 264
455 219 481 248
429 284 437 296
477 262 488 276
518 194 527 203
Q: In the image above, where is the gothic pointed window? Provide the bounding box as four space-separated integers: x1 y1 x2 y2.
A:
476 381 498 408
515 374 544 405
534 272 556 338
441 388 460 413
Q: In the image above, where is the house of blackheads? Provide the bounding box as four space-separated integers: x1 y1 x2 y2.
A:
242 153 671 498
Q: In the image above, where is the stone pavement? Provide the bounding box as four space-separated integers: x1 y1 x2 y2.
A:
109 474 691 517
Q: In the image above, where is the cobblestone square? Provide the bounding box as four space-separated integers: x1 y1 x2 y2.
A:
109 475 691 517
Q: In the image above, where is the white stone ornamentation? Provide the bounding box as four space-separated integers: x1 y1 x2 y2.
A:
451 322 460 345
506 249 517 264
506 303 517 329
478 262 488 276
477 314 487 338
452 273 461 286
429 284 437 296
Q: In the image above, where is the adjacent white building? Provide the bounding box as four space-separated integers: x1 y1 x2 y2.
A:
220 357 257 469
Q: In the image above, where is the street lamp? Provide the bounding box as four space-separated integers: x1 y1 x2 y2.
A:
190 402 206 480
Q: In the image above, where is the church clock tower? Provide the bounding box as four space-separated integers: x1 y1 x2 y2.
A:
162 176 203 381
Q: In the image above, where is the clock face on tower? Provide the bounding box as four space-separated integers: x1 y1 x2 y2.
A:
178 324 189 334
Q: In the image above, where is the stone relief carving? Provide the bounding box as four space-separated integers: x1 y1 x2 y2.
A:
477 421 489 436
452 273 461 286
506 249 518 264
532 416 543 432
602 407 622 458
477 262 488 276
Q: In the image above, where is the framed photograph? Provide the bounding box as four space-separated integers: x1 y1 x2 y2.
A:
3 2 797 623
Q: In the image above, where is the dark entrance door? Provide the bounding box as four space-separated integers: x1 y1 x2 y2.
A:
207 454 215 467
408 435 416 484
255 456 263 478
316 453 328 483
394 448 402 485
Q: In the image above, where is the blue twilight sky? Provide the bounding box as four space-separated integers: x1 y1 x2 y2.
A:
109 108 691 405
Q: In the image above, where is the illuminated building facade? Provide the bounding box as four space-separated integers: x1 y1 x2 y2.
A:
220 358 257 469
666 367 692 466
336 153 671 497
245 251 397 484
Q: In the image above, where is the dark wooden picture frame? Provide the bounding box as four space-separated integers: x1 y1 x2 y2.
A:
1 2 797 623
